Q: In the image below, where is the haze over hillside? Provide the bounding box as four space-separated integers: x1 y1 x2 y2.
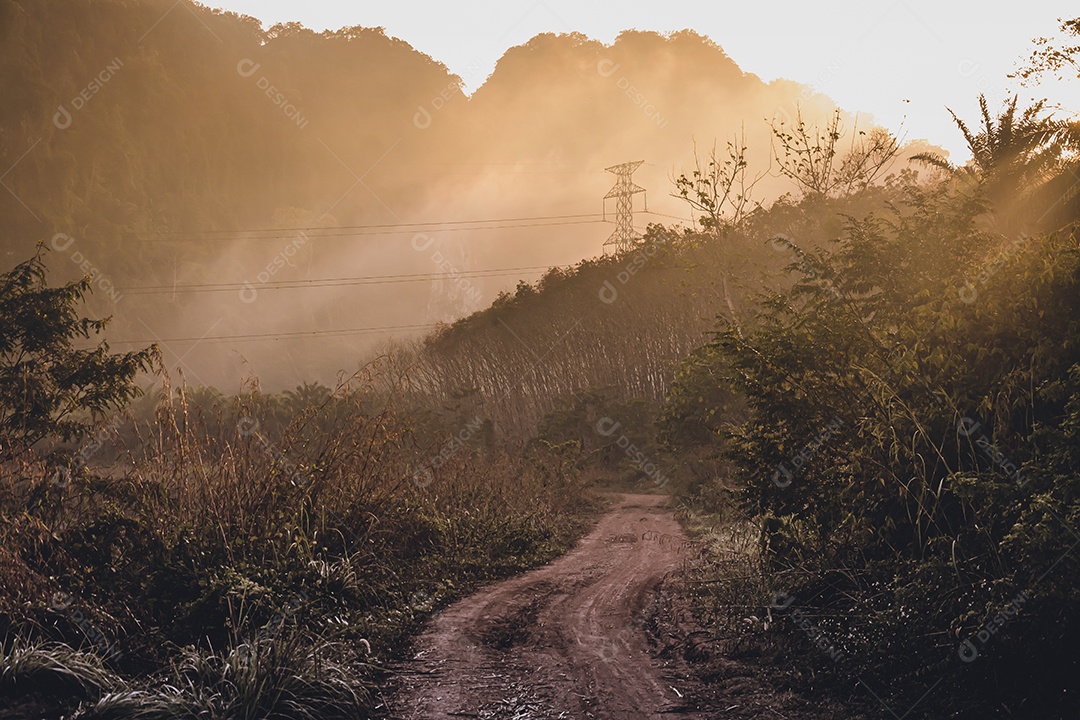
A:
0 0 930 388
5 5 1080 718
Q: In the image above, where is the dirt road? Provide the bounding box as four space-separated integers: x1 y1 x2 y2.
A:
386 493 707 719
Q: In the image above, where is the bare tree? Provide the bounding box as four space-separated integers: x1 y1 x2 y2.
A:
673 133 761 232
770 107 900 198
672 136 762 336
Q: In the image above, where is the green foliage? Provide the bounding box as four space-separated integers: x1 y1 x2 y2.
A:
0 369 595 718
687 187 1080 713
912 94 1080 231
529 388 672 489
659 342 743 449
0 248 154 465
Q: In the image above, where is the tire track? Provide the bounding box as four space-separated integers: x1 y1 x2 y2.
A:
387 493 707 719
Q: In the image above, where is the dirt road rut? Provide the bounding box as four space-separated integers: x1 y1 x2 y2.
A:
386 493 707 719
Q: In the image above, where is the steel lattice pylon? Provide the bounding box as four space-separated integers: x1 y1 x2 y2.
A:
602 160 646 254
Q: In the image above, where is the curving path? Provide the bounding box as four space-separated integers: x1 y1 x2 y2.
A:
386 493 707 719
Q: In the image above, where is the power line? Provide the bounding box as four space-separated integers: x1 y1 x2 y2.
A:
376 166 609 176
141 219 607 243
152 213 606 239
391 162 604 167
80 209 691 246
119 265 568 296
106 323 441 347
643 210 691 222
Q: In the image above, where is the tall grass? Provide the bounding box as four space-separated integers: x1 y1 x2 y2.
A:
0 362 595 717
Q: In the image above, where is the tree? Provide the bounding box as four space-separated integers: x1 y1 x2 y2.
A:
673 137 763 336
282 382 333 413
1016 16 1080 83
0 247 155 467
673 135 761 231
770 107 900 199
912 94 1078 230
912 95 1071 185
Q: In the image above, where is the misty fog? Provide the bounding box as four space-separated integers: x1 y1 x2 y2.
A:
0 6 937 388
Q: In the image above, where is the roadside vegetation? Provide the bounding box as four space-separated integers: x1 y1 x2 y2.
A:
3 13 1080 720
0 253 595 718
659 21 1080 718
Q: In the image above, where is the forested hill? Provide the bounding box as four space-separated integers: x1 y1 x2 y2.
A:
0 0 849 245
0 1 456 243
0 0 870 387
3 6 1080 716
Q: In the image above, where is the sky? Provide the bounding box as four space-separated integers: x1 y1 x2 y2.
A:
205 0 1080 162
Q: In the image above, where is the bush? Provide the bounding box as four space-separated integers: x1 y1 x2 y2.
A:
671 175 1080 714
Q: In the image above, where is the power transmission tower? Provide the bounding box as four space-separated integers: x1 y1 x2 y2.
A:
602 160 646 254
